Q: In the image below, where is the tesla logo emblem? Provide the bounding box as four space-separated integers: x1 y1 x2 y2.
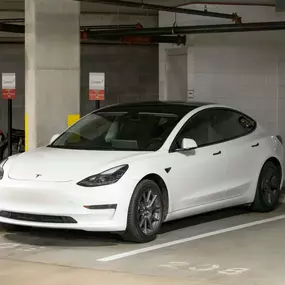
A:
36 174 42 178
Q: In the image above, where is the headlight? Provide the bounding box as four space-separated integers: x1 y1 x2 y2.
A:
0 158 8 180
77 164 129 187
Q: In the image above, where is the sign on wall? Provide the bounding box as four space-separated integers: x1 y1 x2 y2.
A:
2 73 16 99
89 73 105 101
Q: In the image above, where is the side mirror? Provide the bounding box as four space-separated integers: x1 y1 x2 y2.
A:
50 134 60 144
181 138 197 150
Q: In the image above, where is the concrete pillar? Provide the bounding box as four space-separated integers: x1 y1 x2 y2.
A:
25 0 80 150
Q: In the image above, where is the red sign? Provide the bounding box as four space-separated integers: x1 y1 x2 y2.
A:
2 89 16 99
89 89 104 101
2 73 16 100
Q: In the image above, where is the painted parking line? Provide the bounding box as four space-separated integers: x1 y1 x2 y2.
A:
97 214 285 262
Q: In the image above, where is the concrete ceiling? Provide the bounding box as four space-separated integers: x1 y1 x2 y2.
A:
0 0 276 15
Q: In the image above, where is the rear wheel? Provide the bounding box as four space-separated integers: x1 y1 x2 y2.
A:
122 179 164 243
251 161 281 212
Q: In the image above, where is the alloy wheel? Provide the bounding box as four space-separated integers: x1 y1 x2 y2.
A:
261 170 279 206
137 189 162 235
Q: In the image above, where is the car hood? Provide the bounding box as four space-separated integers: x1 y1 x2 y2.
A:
8 147 148 182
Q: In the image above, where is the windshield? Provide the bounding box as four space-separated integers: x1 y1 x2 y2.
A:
50 106 188 151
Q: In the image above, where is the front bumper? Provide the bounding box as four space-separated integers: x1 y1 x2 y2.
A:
0 178 136 232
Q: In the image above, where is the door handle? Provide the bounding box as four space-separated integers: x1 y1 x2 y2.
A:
251 143 259 148
213 151 221 156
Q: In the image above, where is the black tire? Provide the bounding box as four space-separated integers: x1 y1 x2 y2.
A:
122 179 164 243
251 161 281 212
0 223 29 232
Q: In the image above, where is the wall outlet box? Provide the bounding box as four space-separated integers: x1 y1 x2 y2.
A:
187 90 194 100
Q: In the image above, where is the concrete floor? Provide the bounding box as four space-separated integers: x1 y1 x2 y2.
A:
1 204 285 285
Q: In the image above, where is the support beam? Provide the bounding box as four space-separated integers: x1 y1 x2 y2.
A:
75 0 241 22
25 0 80 150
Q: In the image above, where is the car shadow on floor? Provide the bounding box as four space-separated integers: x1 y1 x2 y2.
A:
1 206 250 247
2 228 120 247
160 206 249 234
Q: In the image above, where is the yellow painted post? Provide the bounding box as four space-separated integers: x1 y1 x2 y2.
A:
67 114 80 143
24 114 80 152
68 114 80 127
24 114 28 151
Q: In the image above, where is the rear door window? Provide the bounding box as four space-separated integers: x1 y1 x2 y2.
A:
172 108 256 150
211 109 256 141
175 109 223 147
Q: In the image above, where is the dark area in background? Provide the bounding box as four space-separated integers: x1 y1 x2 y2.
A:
0 43 159 132
80 44 159 116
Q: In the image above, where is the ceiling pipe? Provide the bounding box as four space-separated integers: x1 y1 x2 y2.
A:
0 9 157 16
84 34 186 45
0 23 24 34
81 24 141 30
177 1 275 7
0 19 184 46
0 19 141 31
84 21 285 37
0 38 160 46
121 35 186 45
83 40 159 45
0 18 24 23
74 0 241 22
0 22 143 34
4 19 285 40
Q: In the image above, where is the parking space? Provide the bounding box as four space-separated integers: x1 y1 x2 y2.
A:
0 204 285 285
1 0 285 284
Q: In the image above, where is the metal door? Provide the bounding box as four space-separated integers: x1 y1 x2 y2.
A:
166 49 187 101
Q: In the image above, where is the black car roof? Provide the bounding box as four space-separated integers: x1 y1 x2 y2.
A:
102 101 211 108
96 101 213 115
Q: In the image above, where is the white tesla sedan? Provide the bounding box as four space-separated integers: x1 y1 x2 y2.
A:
0 102 283 242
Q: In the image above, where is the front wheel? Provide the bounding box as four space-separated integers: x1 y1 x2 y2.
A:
122 179 164 243
251 161 281 212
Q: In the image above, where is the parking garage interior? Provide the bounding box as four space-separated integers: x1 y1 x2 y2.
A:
1 0 285 285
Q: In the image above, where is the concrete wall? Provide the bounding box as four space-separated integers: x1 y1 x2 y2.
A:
0 43 158 133
159 5 285 142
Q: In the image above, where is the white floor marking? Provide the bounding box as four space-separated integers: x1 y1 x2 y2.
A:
158 261 250 275
188 264 220 272
0 243 21 249
0 242 45 252
97 214 285 262
159 261 189 269
218 268 249 275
